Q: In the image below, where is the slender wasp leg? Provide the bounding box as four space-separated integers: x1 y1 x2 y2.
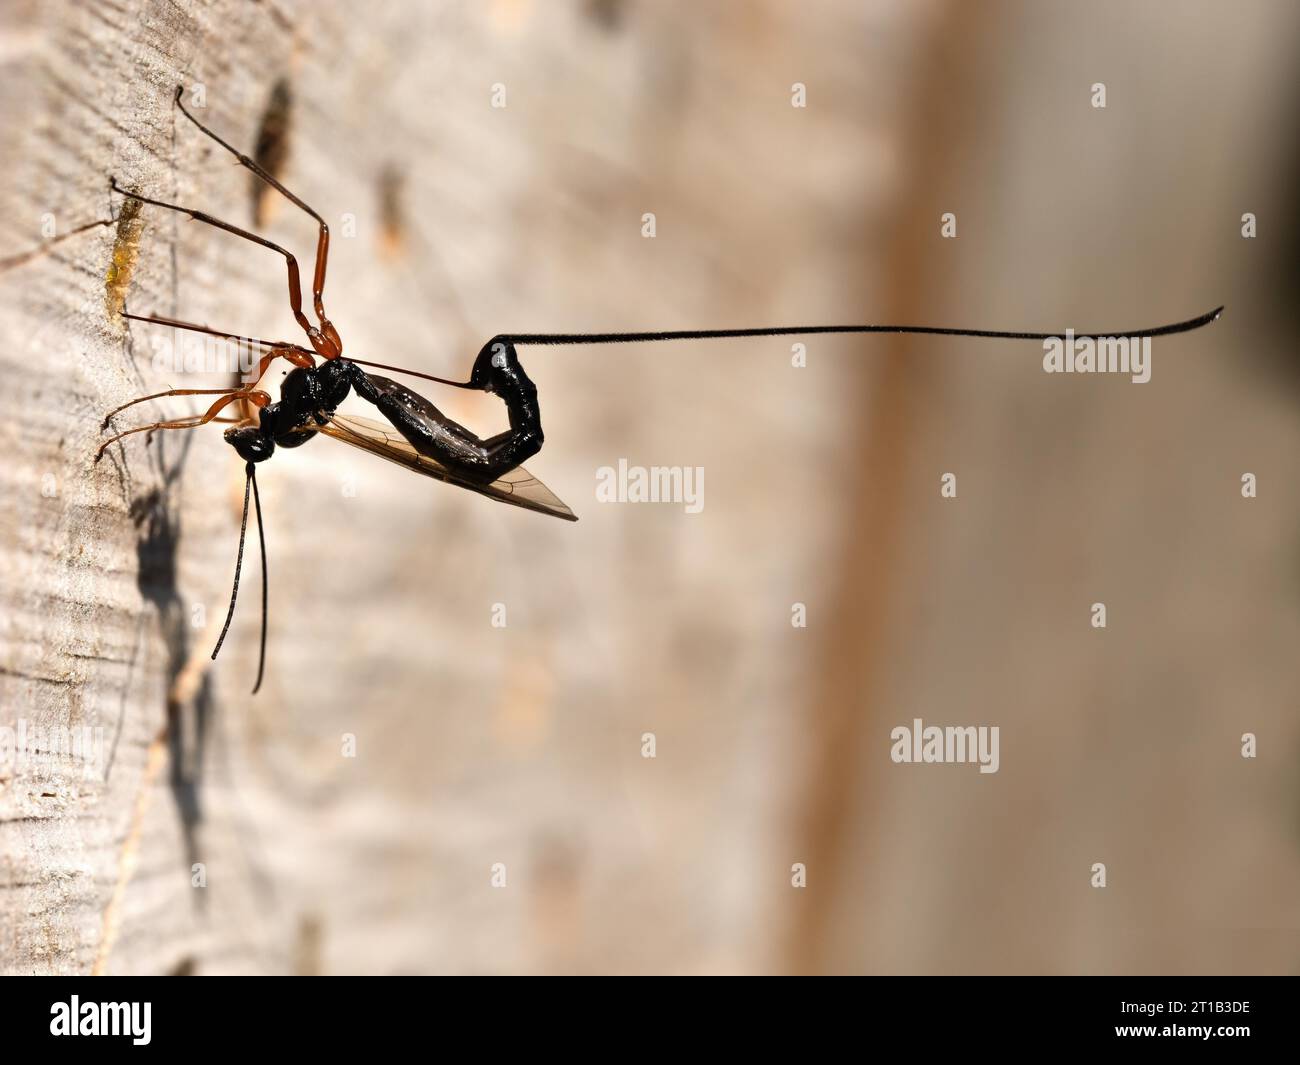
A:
95 390 271 460
115 312 311 426
120 312 317 384
102 386 253 428
173 87 341 355
122 313 315 363
110 180 335 359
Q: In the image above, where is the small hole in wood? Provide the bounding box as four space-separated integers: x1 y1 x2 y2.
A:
251 78 293 227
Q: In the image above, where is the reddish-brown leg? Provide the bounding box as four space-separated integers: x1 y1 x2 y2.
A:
96 390 271 460
103 387 254 427
111 181 336 359
174 87 342 355
120 312 316 386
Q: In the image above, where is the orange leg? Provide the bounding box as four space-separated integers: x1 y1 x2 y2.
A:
103 387 254 428
111 181 337 359
174 87 342 355
96 390 271 461
121 312 316 378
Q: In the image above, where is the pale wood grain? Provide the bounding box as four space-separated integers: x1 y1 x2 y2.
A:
0 0 903 974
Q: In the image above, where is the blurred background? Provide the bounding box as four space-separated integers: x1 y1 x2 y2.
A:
0 0 1297 974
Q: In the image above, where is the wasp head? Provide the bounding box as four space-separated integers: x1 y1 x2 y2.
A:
224 425 274 463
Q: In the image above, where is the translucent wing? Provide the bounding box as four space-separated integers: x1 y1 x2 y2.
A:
307 413 578 521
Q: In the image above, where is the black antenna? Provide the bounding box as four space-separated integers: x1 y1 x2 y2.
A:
345 357 473 389
248 464 269 695
211 463 253 670
211 463 270 694
502 306 1224 347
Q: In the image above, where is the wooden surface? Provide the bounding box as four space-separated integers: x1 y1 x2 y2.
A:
0 0 905 975
1 0 1298 975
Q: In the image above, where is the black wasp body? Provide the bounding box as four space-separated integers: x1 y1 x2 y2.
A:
226 338 543 484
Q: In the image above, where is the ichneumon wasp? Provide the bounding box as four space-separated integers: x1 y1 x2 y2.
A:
95 87 1223 693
